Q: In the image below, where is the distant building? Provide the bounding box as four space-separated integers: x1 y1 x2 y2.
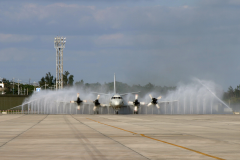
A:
36 88 41 92
0 80 5 94
0 80 4 89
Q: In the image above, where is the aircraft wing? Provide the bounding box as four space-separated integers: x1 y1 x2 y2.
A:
101 104 110 107
56 101 70 103
119 91 140 96
158 100 178 103
56 100 88 104
128 102 134 105
84 101 95 105
91 92 110 96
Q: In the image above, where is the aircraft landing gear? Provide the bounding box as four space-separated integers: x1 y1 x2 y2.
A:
115 111 118 114
94 110 99 114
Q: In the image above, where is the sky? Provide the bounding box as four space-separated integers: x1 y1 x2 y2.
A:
1 0 240 91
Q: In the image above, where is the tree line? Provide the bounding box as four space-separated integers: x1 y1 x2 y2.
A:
1 71 74 94
1 71 176 97
75 80 176 98
38 71 176 96
38 71 74 88
223 85 240 104
2 72 240 106
0 78 35 95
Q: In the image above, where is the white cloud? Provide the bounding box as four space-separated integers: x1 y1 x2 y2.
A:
95 33 126 46
0 1 240 89
0 34 34 43
0 47 53 62
229 0 240 5
0 48 26 61
1 3 95 21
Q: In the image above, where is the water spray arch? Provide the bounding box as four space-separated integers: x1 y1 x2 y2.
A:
7 79 232 115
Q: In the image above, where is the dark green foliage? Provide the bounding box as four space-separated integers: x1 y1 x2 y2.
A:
38 71 74 88
39 72 55 88
75 79 84 87
223 85 240 104
45 72 54 86
2 78 35 95
75 80 176 98
39 77 45 87
63 71 74 87
68 75 74 86
63 71 70 86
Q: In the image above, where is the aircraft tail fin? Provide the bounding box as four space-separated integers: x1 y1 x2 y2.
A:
114 73 116 94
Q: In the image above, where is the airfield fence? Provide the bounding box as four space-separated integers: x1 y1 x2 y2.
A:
2 100 231 115
0 95 29 111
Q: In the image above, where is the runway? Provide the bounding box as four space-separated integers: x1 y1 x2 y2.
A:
0 114 239 160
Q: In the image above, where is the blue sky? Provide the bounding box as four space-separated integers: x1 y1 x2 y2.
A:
1 0 240 90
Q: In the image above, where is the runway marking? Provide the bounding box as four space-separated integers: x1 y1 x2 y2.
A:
101 116 151 121
86 118 225 160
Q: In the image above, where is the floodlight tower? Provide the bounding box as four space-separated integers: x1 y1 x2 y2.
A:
54 36 66 90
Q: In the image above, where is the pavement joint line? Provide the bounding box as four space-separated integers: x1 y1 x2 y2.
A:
0 114 26 123
86 118 225 160
64 115 106 160
148 115 240 132
0 115 48 149
99 116 240 147
71 115 150 160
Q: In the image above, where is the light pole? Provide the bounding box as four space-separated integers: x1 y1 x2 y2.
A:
44 82 48 90
33 81 39 92
54 36 66 90
0 77 4 94
17 79 21 95
11 78 15 95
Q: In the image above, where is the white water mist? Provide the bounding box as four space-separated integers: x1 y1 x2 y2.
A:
15 78 232 114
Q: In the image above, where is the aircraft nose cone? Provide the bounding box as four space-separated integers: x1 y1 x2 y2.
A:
114 100 121 106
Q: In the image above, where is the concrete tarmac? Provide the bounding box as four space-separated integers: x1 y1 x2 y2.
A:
0 114 239 160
